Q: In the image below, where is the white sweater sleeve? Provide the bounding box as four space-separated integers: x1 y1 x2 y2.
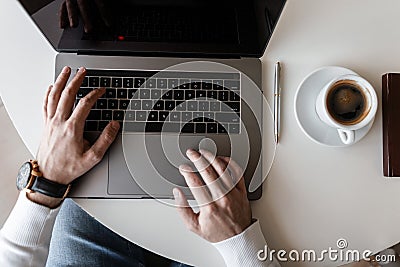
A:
0 192 60 267
212 220 281 267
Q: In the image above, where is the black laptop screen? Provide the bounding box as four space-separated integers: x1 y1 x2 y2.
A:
18 0 286 57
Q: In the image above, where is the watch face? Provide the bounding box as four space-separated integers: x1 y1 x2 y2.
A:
16 162 32 190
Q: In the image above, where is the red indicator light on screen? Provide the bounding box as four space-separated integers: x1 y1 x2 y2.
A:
117 36 125 41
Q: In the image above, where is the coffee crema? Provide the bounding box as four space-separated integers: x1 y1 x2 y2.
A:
326 80 369 125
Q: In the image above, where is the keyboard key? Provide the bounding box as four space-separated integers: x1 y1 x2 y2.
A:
135 78 146 88
146 79 156 88
140 89 150 99
230 91 240 101
215 112 240 123
179 79 190 89
218 123 228 134
151 89 162 100
157 79 167 89
136 111 147 121
113 110 125 121
89 77 99 87
175 101 186 111
218 91 229 101
207 123 218 133
148 111 158 121
195 123 206 133
229 124 240 134
123 78 133 88
187 101 198 111
210 102 220 111
162 123 180 132
181 123 194 133
213 80 223 89
193 112 203 122
168 79 179 89
162 90 173 99
199 101 209 111
96 99 107 109
100 77 111 87
190 81 201 90
128 89 138 99
119 100 130 109
145 122 163 132
98 121 109 131
131 100 141 110
196 90 206 98
82 77 89 87
204 112 215 122
165 101 175 111
159 111 169 121
142 100 153 110
117 89 128 99
202 81 212 89
207 90 218 100
224 80 240 90
102 110 112 120
226 102 240 113
106 88 116 98
112 77 122 87
125 111 135 121
85 121 98 131
173 90 184 100
87 110 101 120
170 112 181 122
77 88 92 98
124 122 146 132
108 99 118 109
182 112 192 122
185 90 195 100
154 100 164 110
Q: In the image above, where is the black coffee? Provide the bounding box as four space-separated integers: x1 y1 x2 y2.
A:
326 82 367 125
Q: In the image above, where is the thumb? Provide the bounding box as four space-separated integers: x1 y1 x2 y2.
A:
84 121 119 167
173 188 199 234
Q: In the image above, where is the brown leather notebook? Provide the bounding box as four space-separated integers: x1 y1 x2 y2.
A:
382 73 400 177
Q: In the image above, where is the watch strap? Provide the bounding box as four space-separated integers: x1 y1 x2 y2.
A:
31 176 71 199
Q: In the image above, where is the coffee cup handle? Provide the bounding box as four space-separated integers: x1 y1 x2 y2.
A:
337 129 355 145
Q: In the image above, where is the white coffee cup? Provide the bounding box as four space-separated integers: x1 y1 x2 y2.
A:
315 74 377 145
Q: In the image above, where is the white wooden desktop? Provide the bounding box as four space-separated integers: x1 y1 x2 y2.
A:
1 0 400 266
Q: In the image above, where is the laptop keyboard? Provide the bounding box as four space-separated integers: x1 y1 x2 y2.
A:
76 69 241 134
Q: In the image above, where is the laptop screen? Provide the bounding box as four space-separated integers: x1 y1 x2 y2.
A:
18 0 286 58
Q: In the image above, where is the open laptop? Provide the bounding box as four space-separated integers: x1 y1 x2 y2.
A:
18 0 286 200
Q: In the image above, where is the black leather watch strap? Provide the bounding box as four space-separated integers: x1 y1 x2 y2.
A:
31 176 70 198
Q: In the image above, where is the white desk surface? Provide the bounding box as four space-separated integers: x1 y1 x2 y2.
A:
2 0 400 266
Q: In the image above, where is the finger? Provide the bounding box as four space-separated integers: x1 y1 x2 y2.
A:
186 149 226 197
56 67 86 119
200 150 234 190
59 1 69 28
173 188 199 233
69 88 105 131
43 85 53 122
220 157 246 193
48 66 71 118
84 121 119 167
66 0 79 27
77 0 93 33
94 0 111 27
179 164 211 206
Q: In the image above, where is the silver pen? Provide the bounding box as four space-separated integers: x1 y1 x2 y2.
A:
274 62 281 144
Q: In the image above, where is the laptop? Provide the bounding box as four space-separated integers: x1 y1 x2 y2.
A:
18 0 286 200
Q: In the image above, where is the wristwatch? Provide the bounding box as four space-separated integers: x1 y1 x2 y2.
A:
16 160 71 199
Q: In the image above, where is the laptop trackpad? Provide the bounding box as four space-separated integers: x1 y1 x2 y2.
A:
108 134 211 197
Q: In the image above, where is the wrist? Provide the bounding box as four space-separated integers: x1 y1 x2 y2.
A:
26 191 63 209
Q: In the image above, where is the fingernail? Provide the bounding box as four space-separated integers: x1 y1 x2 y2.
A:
173 188 180 198
186 149 199 159
78 67 86 73
179 164 192 172
62 66 70 73
111 121 120 130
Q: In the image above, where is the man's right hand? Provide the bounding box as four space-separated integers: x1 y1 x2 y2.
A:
174 149 252 243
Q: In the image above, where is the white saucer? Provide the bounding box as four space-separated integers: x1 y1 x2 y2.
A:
294 66 375 147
